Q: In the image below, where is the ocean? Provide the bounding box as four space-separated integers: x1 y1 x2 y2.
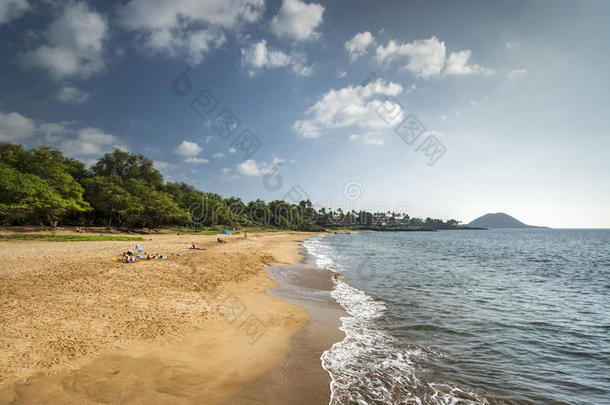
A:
304 229 610 404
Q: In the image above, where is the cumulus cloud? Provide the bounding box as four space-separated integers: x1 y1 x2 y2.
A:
444 50 494 76
376 37 446 78
0 111 127 156
38 121 72 142
0 111 36 142
19 2 107 78
345 31 374 62
241 40 313 76
153 161 177 171
173 140 203 157
60 127 127 156
184 157 210 164
57 86 90 103
236 158 284 176
270 0 324 41
213 152 225 158
118 0 264 64
293 78 404 139
237 159 267 176
375 36 493 78
0 0 30 24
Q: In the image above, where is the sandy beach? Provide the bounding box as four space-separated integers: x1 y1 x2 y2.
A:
0 229 328 404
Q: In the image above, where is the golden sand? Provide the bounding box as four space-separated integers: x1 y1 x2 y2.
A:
0 230 319 404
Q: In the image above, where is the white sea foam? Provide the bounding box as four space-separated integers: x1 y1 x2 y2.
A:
304 235 488 405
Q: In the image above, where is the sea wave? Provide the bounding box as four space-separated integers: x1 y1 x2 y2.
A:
305 235 488 405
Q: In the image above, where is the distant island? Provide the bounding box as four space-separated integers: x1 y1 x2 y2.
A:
468 213 546 229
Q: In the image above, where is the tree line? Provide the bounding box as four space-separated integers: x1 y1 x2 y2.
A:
0 143 462 232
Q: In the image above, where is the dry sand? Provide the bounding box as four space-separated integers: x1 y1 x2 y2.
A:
0 229 321 404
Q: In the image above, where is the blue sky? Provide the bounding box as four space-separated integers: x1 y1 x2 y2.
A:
1 0 608 227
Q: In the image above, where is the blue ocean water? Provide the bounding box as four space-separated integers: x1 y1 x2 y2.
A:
306 229 610 404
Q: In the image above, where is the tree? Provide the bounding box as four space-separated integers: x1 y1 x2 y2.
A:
92 149 163 187
82 176 135 229
0 144 90 227
124 181 190 230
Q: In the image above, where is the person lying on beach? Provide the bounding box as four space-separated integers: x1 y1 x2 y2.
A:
189 242 205 250
217 237 226 243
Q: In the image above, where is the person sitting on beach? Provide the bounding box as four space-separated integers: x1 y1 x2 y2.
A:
75 226 84 233
124 250 137 263
217 237 226 244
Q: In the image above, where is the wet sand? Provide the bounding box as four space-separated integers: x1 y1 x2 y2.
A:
223 264 346 405
0 230 321 404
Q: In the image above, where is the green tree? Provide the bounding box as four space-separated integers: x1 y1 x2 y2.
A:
82 176 135 229
0 144 90 227
92 149 163 187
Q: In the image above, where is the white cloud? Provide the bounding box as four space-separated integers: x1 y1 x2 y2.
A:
118 0 264 65
0 111 36 142
38 121 70 142
241 40 313 76
349 134 360 140
345 31 374 62
228 147 237 154
57 86 90 103
376 37 446 78
506 41 519 49
153 160 176 170
270 0 324 41
337 70 347 78
213 152 226 158
507 68 527 82
292 119 321 139
173 140 202 157
60 127 126 156
376 36 493 78
293 78 404 139
237 159 266 176
444 50 494 76
184 157 210 164
236 158 283 176
0 0 30 24
20 2 107 78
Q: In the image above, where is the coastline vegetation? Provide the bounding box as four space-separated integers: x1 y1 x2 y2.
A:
0 143 471 233
0 234 144 242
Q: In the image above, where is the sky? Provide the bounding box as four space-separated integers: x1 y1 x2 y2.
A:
0 0 608 228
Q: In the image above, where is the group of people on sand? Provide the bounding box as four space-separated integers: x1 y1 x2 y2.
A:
119 233 244 263
122 244 167 263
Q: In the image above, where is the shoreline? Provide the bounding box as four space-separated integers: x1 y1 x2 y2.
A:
224 262 346 404
0 230 323 404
